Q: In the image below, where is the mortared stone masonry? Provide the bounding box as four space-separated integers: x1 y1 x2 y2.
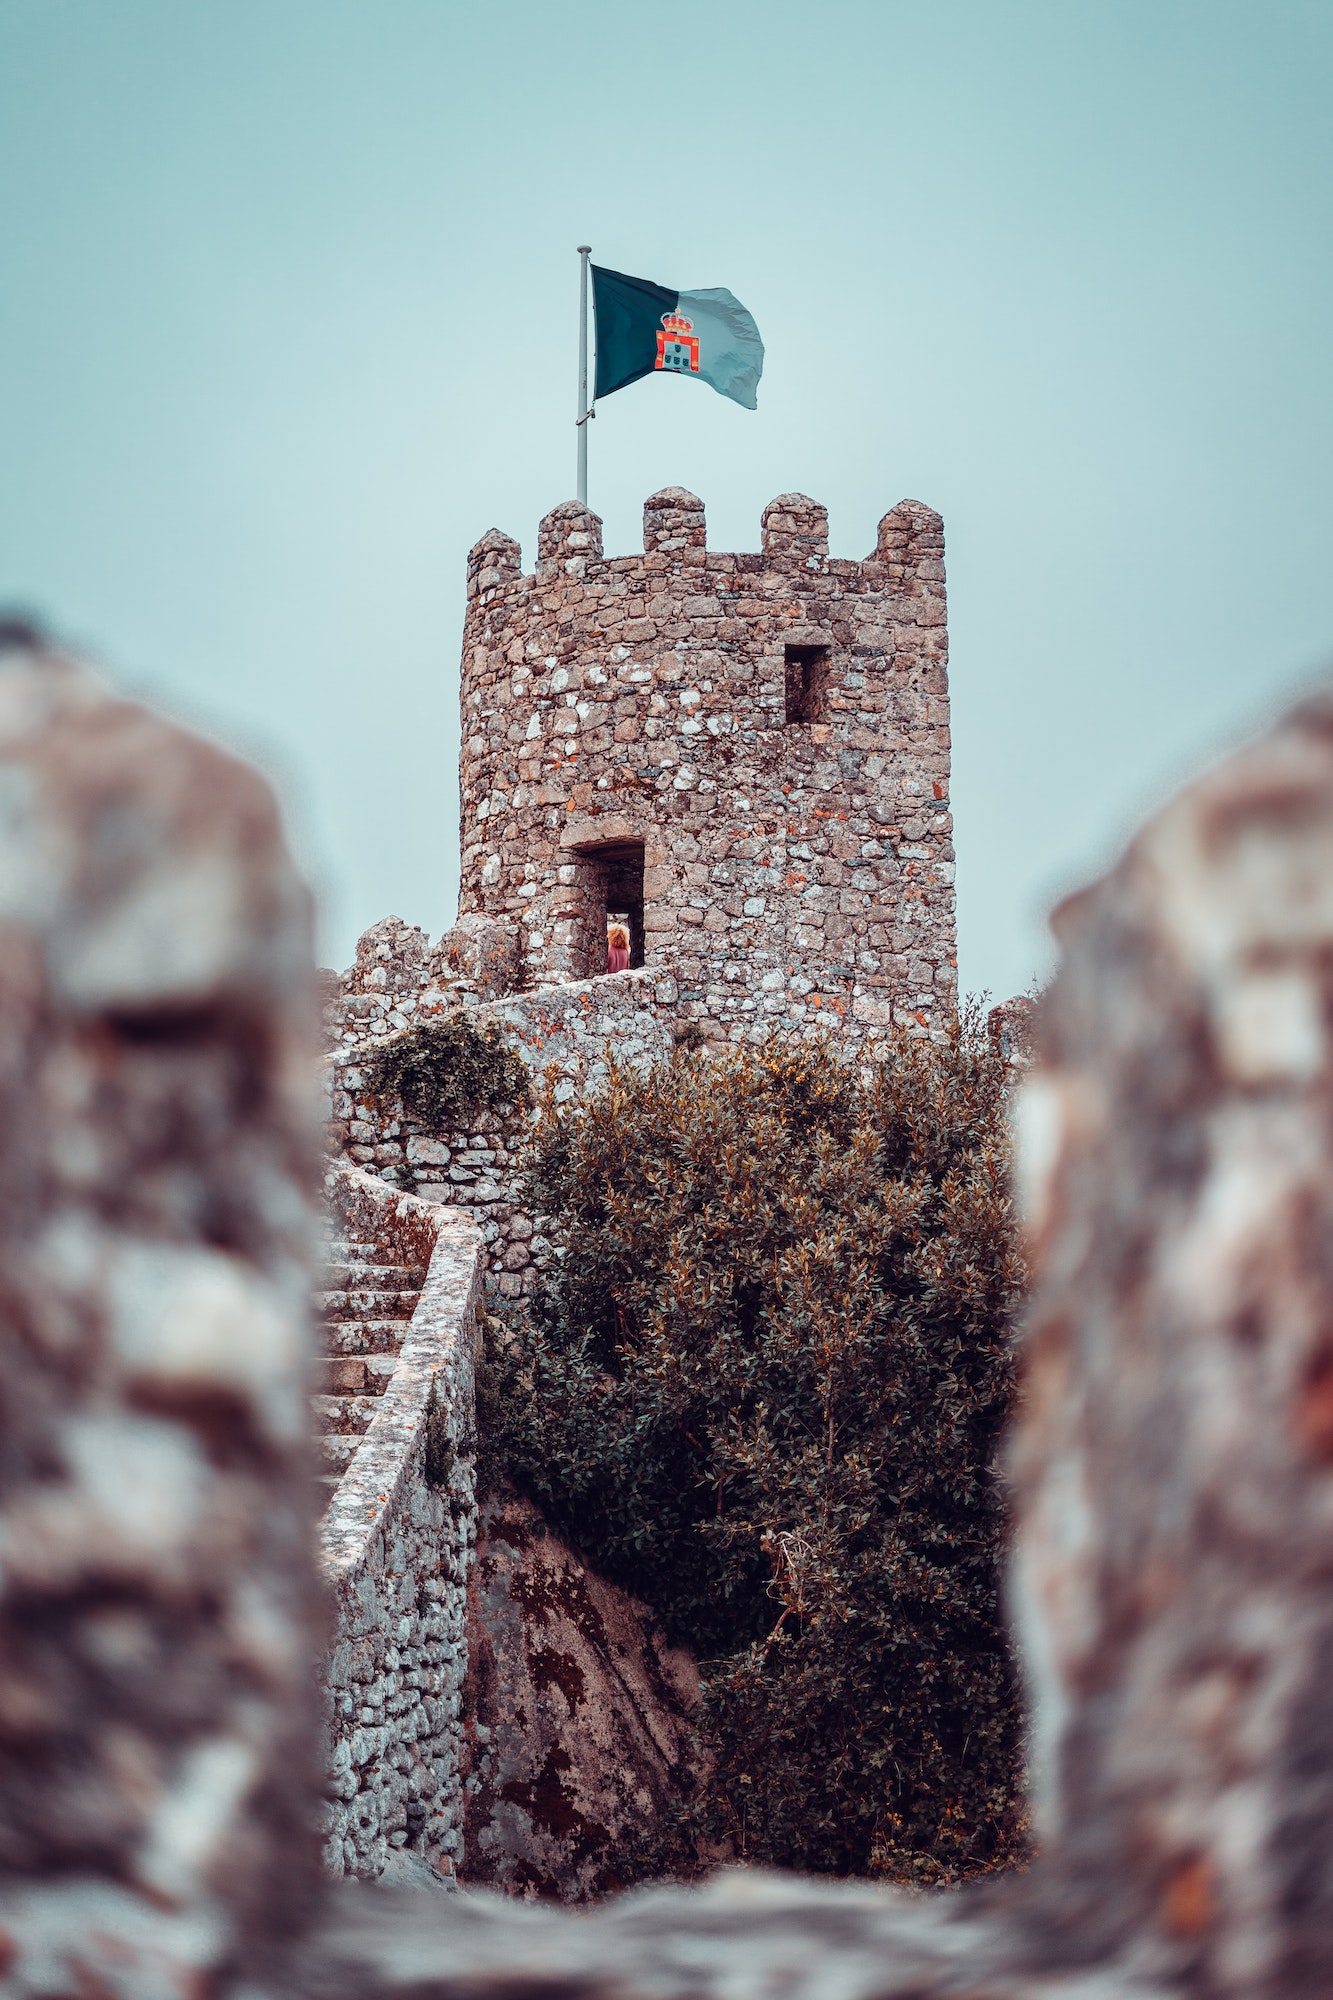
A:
458 488 956 1039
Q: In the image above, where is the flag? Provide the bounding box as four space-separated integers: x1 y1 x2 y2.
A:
591 264 764 411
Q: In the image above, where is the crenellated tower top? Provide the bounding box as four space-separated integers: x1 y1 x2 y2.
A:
457 490 955 1043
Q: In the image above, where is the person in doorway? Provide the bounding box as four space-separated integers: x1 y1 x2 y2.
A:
606 924 631 974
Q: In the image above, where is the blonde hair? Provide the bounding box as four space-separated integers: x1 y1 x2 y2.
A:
608 926 630 950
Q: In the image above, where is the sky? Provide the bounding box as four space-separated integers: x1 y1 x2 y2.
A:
2 0 1330 1000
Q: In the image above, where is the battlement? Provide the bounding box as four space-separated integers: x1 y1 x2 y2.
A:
467 488 944 594
458 490 956 1041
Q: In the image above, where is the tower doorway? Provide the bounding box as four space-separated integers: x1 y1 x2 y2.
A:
563 837 645 978
600 843 645 972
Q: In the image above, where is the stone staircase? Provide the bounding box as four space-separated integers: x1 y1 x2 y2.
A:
312 1230 426 1500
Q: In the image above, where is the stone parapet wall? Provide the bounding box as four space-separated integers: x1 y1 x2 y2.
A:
479 963 678 1102
323 913 521 1056
18 623 1333 1993
459 488 956 1041
323 915 431 1050
324 965 677 1299
0 635 328 1989
320 1166 483 1882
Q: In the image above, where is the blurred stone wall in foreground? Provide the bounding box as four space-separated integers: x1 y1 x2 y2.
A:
0 633 325 1991
5 633 1333 1996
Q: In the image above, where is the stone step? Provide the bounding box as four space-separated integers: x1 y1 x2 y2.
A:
314 1288 420 1320
321 1261 424 1291
314 1214 420 1497
310 1392 380 1437
315 1353 398 1396
319 1317 416 1358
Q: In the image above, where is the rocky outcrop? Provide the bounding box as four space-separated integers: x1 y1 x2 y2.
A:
462 1493 704 1900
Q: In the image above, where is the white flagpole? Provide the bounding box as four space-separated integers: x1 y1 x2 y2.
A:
576 244 591 506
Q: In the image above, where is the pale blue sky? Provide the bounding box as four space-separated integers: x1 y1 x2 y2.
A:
2 1 1330 997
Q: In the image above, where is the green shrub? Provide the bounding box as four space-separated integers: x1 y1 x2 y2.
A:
486 1009 1027 1884
362 1012 527 1136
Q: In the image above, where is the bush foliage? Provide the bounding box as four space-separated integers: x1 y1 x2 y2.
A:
487 1010 1028 1884
362 1013 527 1136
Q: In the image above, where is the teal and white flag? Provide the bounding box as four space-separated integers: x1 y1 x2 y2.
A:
592 264 763 411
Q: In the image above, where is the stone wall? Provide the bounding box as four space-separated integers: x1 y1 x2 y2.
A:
323 914 522 1058
460 489 955 1041
305 677 1333 1993
323 963 677 1299
320 1166 483 1885
325 916 433 1051
0 633 326 1991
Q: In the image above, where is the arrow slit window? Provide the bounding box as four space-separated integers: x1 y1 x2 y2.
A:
785 646 829 725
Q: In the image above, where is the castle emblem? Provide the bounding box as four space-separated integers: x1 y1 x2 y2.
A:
656 310 700 375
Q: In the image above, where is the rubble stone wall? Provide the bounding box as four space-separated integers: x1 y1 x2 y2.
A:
0 636 327 1990
320 1166 483 1882
460 488 956 1041
323 964 677 1299
322 914 522 1058
310 680 1333 1991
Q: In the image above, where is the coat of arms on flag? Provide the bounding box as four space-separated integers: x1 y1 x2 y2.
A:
656 310 700 376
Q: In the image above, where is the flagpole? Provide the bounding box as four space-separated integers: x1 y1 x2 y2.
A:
576 244 591 506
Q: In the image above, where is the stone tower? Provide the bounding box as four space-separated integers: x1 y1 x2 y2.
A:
459 487 956 1041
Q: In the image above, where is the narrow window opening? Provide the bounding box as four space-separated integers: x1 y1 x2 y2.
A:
785 645 830 724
